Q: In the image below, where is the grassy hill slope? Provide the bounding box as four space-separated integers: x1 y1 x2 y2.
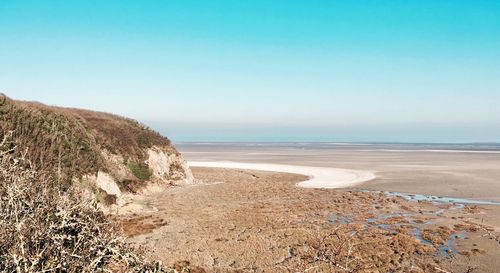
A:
0 94 192 204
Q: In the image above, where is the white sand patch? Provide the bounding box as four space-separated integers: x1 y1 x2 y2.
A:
188 161 376 188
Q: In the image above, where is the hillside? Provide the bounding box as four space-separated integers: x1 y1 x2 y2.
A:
0 94 194 207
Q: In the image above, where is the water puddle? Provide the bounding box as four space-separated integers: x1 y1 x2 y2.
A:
384 191 500 206
438 231 467 255
328 213 353 224
362 213 467 256
328 194 475 256
327 190 489 257
411 228 431 246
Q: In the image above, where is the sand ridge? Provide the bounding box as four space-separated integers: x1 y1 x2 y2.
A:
187 161 376 188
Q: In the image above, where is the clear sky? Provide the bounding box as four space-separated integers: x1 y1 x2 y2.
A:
1 1 499 143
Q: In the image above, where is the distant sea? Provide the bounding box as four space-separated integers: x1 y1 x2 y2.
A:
176 142 500 153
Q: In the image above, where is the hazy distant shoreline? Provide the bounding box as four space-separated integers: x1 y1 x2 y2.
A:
176 142 500 153
178 142 500 202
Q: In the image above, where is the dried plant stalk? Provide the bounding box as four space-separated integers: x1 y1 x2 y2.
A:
0 132 196 273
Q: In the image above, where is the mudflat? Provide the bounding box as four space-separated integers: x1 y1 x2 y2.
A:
123 167 500 273
177 143 500 201
119 143 500 272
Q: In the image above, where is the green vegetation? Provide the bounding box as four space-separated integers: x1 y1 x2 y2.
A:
128 161 152 180
0 94 201 271
0 97 101 189
0 94 177 191
0 133 201 272
138 133 152 148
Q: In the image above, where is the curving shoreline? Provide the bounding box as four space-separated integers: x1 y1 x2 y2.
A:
187 161 376 188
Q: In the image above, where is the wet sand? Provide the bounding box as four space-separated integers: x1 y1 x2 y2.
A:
177 143 500 202
123 167 500 273
119 143 500 272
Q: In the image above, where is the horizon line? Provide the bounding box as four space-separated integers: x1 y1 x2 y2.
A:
173 140 500 145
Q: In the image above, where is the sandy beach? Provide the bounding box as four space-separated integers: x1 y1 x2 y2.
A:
114 143 500 272
188 161 376 188
123 167 500 273
178 143 500 202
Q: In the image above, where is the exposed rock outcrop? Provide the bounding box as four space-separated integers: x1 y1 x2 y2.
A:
146 146 194 184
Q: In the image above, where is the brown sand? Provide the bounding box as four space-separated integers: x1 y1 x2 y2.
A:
177 143 500 201
122 167 500 273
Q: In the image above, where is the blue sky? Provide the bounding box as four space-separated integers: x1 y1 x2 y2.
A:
1 1 499 142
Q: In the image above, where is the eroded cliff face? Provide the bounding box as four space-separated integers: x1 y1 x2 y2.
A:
1 94 194 212
146 146 194 183
82 146 194 211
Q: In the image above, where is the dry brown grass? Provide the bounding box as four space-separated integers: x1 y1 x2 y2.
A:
51 105 175 158
0 132 203 273
300 227 435 273
0 94 177 191
0 95 101 189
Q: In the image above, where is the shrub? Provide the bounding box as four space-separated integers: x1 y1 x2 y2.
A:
0 94 178 190
0 132 199 272
128 162 152 181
